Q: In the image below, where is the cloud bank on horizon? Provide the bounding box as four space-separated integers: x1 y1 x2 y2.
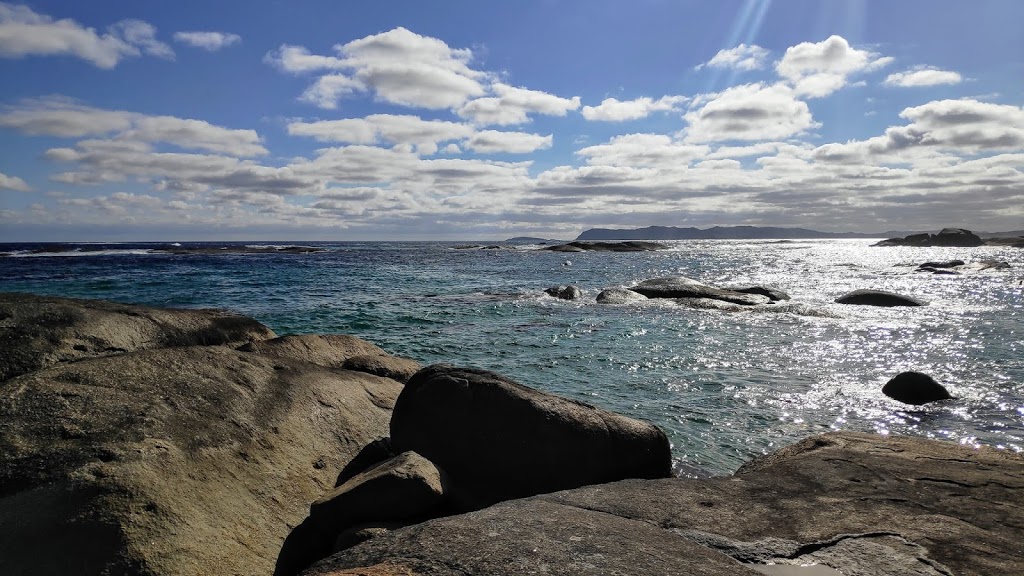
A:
0 0 1022 240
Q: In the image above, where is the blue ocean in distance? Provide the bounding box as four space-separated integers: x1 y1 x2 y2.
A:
2 239 1022 476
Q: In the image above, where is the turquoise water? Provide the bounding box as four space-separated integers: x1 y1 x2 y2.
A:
2 240 1022 475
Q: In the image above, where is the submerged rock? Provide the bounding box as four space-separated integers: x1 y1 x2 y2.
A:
305 432 1024 576
882 371 953 405
389 364 672 511
835 289 926 307
544 284 583 300
544 241 668 252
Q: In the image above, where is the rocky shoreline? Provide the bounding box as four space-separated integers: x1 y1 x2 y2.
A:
2 293 1023 575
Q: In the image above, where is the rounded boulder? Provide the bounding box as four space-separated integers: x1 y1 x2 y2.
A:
835 289 926 307
882 371 953 405
390 364 672 511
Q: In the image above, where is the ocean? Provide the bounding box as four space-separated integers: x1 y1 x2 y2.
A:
2 239 1022 476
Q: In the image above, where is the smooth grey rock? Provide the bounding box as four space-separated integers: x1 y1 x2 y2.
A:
632 277 771 305
238 334 387 369
726 286 791 301
390 364 672 511
834 289 926 307
882 371 953 405
342 354 421 384
306 432 1024 576
596 287 648 304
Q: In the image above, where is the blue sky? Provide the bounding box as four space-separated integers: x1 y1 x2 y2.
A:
1 0 1022 240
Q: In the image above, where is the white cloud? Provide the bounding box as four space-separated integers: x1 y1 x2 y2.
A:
0 4 173 67
683 83 819 143
581 95 688 122
0 170 30 191
884 66 962 88
268 27 487 110
298 74 365 109
0 98 266 156
173 31 242 51
465 130 552 154
814 99 1024 163
696 44 770 71
288 114 474 155
776 35 892 98
577 134 709 167
459 83 580 125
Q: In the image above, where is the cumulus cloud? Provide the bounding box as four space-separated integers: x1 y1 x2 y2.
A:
0 170 30 191
776 35 892 98
0 98 266 156
577 134 709 166
288 114 474 155
695 44 770 71
813 99 1024 164
267 27 487 110
173 31 242 51
465 130 553 154
581 95 687 122
458 83 580 125
683 83 819 143
884 66 963 88
0 4 172 67
298 74 366 109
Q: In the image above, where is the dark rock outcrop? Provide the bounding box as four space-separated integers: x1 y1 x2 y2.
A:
0 295 406 576
882 371 953 405
238 334 387 368
389 364 672 511
835 289 926 307
631 277 771 306
544 241 668 252
726 285 791 301
544 284 583 300
874 228 984 247
0 292 276 382
596 287 648 304
305 432 1024 576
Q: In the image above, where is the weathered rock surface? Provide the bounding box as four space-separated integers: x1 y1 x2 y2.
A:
0 296 406 576
390 364 672 511
631 277 771 306
874 227 984 247
544 241 668 252
596 287 648 304
544 284 583 300
835 289 927 307
238 334 387 368
916 259 1010 275
305 432 1024 576
0 292 276 382
342 354 421 384
882 371 953 405
727 285 791 301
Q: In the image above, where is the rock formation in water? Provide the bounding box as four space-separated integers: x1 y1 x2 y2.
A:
630 276 771 306
544 284 583 300
874 227 985 247
882 371 953 405
834 289 927 307
544 241 668 252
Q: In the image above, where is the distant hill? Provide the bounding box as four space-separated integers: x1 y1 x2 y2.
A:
575 226 890 241
575 226 1024 241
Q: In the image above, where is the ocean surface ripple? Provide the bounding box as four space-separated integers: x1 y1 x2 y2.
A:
2 239 1021 475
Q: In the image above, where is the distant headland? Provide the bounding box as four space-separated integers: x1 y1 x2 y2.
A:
575 225 1024 241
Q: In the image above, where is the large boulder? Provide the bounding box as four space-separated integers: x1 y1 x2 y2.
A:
342 355 421 384
0 300 402 576
305 432 1024 576
0 292 276 382
596 287 648 304
726 285 791 301
882 371 953 405
389 365 672 511
630 277 770 306
835 289 926 307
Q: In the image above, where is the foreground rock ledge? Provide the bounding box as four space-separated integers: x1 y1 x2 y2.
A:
306 432 1024 576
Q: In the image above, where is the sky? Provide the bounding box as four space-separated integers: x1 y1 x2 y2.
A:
0 0 1022 241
